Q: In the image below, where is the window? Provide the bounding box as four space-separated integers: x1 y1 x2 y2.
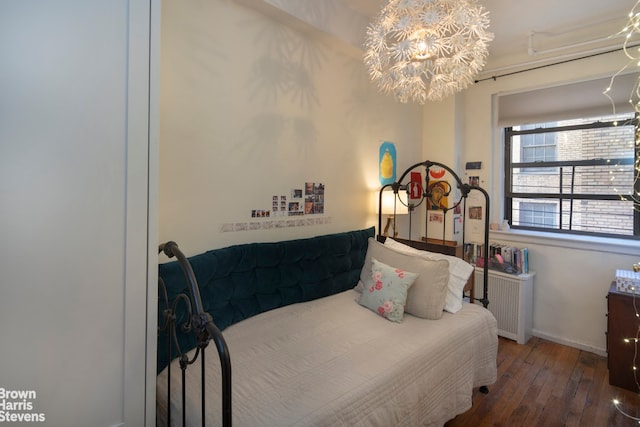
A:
520 123 557 164
504 113 639 238
518 202 558 229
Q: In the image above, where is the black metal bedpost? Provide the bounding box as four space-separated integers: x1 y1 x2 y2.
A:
474 186 491 309
160 241 233 427
201 348 206 427
181 356 187 427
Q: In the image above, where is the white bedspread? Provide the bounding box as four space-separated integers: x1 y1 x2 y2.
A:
157 290 497 427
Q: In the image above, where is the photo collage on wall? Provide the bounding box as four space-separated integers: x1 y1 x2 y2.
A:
251 182 324 218
304 182 324 214
285 188 304 216
222 181 328 233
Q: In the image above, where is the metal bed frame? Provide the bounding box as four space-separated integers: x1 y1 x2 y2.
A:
377 160 490 308
157 160 491 426
157 241 232 427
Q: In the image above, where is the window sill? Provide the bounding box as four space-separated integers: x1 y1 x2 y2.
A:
488 229 640 256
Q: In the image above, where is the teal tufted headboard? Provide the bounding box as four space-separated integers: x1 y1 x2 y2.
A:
157 227 374 373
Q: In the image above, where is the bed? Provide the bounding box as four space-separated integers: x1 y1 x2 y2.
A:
156 160 497 427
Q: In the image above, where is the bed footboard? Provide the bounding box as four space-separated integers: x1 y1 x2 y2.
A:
158 241 232 427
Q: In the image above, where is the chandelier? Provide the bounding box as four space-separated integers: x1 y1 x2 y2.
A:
363 0 494 103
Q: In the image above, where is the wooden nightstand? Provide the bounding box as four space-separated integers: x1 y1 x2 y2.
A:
607 283 640 392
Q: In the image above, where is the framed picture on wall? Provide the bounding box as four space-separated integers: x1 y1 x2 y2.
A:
469 206 483 220
428 211 444 224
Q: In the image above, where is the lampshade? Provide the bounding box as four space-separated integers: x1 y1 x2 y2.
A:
379 190 409 215
363 0 493 103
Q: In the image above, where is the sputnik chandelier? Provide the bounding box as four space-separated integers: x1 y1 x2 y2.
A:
363 0 494 103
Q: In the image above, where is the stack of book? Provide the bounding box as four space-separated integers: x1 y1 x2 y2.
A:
464 242 529 275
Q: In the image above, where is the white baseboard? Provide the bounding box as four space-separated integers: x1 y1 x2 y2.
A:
531 329 607 357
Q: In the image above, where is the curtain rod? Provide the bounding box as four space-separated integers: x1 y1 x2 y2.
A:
474 43 640 83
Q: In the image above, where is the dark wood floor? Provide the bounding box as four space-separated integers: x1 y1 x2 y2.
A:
445 336 640 427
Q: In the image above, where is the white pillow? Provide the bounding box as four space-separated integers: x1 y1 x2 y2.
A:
357 238 450 320
383 238 474 314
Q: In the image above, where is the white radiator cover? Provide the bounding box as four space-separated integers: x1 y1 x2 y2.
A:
474 268 535 344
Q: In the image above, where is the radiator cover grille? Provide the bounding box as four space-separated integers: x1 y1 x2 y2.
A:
474 269 535 344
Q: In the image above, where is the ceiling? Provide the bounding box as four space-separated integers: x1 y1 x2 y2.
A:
245 0 637 77
344 0 636 74
235 0 640 117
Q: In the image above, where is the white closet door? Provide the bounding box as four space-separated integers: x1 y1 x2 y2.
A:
0 1 157 425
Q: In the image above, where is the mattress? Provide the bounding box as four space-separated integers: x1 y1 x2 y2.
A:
157 289 498 427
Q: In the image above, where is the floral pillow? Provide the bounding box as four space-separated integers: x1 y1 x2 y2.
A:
357 258 418 322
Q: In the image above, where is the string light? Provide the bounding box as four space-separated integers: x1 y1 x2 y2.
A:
605 0 640 206
605 0 640 118
613 399 640 422
607 16 640 421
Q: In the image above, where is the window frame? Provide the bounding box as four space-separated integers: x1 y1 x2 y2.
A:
504 116 640 239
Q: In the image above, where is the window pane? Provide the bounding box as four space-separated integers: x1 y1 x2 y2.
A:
560 199 635 236
514 198 633 235
512 115 634 163
521 134 533 147
512 167 560 194
512 157 635 195
544 146 555 159
568 164 636 195
514 200 558 229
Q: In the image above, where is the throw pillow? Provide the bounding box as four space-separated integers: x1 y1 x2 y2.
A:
357 238 450 320
357 258 417 322
384 238 474 314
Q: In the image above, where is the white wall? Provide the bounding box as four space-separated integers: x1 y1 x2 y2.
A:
423 51 640 354
0 1 156 425
159 0 423 256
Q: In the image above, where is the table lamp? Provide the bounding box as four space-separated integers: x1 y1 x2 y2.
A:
379 190 408 237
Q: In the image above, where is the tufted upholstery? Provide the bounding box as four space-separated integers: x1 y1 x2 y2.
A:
157 227 374 373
